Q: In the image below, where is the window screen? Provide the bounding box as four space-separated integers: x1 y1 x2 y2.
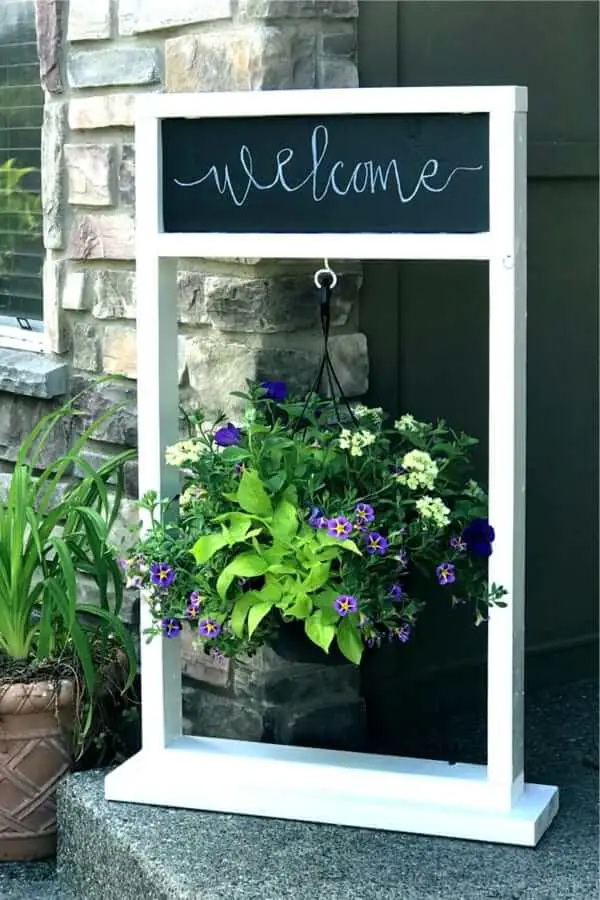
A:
0 0 43 322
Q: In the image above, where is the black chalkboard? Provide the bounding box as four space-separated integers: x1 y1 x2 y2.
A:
161 113 488 235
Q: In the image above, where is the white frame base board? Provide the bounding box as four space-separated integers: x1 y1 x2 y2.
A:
104 739 558 847
104 86 560 848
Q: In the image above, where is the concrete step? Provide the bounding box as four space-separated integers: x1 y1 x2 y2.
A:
56 678 598 900
0 861 74 900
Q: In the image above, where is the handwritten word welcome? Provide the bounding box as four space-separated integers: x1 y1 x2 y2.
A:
173 124 483 207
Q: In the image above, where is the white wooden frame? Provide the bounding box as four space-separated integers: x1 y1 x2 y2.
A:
104 87 559 846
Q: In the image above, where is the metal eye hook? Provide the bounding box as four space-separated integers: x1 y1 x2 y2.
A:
314 257 338 290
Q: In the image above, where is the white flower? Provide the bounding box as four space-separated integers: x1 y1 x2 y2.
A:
338 428 376 457
395 450 438 491
353 404 384 425
180 484 207 509
415 496 450 529
165 440 203 467
394 414 420 433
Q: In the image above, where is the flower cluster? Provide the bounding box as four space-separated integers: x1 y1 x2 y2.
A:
165 440 204 467
338 428 376 457
394 449 439 491
123 382 506 665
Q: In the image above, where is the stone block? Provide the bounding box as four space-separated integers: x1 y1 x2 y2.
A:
125 0 232 33
317 56 358 89
62 269 92 311
181 629 231 688
102 325 137 379
72 377 138 447
67 0 112 41
67 47 162 89
68 213 135 260
0 349 68 399
203 271 358 333
165 27 293 92
238 0 358 18
42 253 66 354
320 29 356 57
102 325 187 382
68 94 136 130
119 144 135 206
70 320 101 372
41 101 66 250
182 684 264 741
0 395 68 466
92 270 136 320
65 143 117 207
177 271 209 326
35 0 64 93
184 337 256 415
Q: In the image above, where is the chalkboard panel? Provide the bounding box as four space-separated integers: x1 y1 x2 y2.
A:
161 113 488 235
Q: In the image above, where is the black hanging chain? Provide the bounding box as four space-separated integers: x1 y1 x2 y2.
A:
294 267 358 433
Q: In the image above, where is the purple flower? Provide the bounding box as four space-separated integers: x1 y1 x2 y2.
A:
260 380 287 402
397 624 411 643
354 502 375 526
214 423 241 447
388 583 404 603
436 562 456 585
365 532 388 555
327 516 353 540
116 556 127 574
308 507 328 529
450 535 468 552
198 618 222 639
150 562 175 590
462 518 495 557
161 618 182 638
332 594 358 617
185 591 203 618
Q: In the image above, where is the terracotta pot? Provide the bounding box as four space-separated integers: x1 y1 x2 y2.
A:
0 679 74 861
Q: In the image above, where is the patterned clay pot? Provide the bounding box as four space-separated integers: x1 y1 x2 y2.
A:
0 679 73 861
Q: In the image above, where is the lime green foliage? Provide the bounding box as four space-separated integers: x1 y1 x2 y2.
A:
0 159 41 277
190 475 362 661
0 391 137 734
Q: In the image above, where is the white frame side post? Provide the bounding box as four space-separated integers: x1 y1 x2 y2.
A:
486 104 528 805
135 111 182 750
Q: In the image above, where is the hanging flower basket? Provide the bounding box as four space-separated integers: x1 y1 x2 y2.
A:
122 380 506 667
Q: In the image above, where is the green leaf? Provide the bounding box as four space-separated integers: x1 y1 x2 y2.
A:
302 562 330 592
220 512 254 544
230 594 254 637
336 617 363 665
264 471 287 493
224 552 269 578
304 611 335 653
284 592 311 619
216 552 268 600
221 446 251 463
192 530 228 564
236 470 273 517
247 600 274 637
270 500 298 543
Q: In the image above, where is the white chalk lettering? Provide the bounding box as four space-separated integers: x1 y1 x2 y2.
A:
173 124 483 206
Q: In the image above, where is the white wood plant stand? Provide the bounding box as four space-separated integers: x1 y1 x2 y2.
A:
104 87 559 846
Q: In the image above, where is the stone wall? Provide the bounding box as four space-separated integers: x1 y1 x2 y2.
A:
19 0 367 744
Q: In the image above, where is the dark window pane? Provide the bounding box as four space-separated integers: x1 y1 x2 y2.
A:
0 0 43 322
